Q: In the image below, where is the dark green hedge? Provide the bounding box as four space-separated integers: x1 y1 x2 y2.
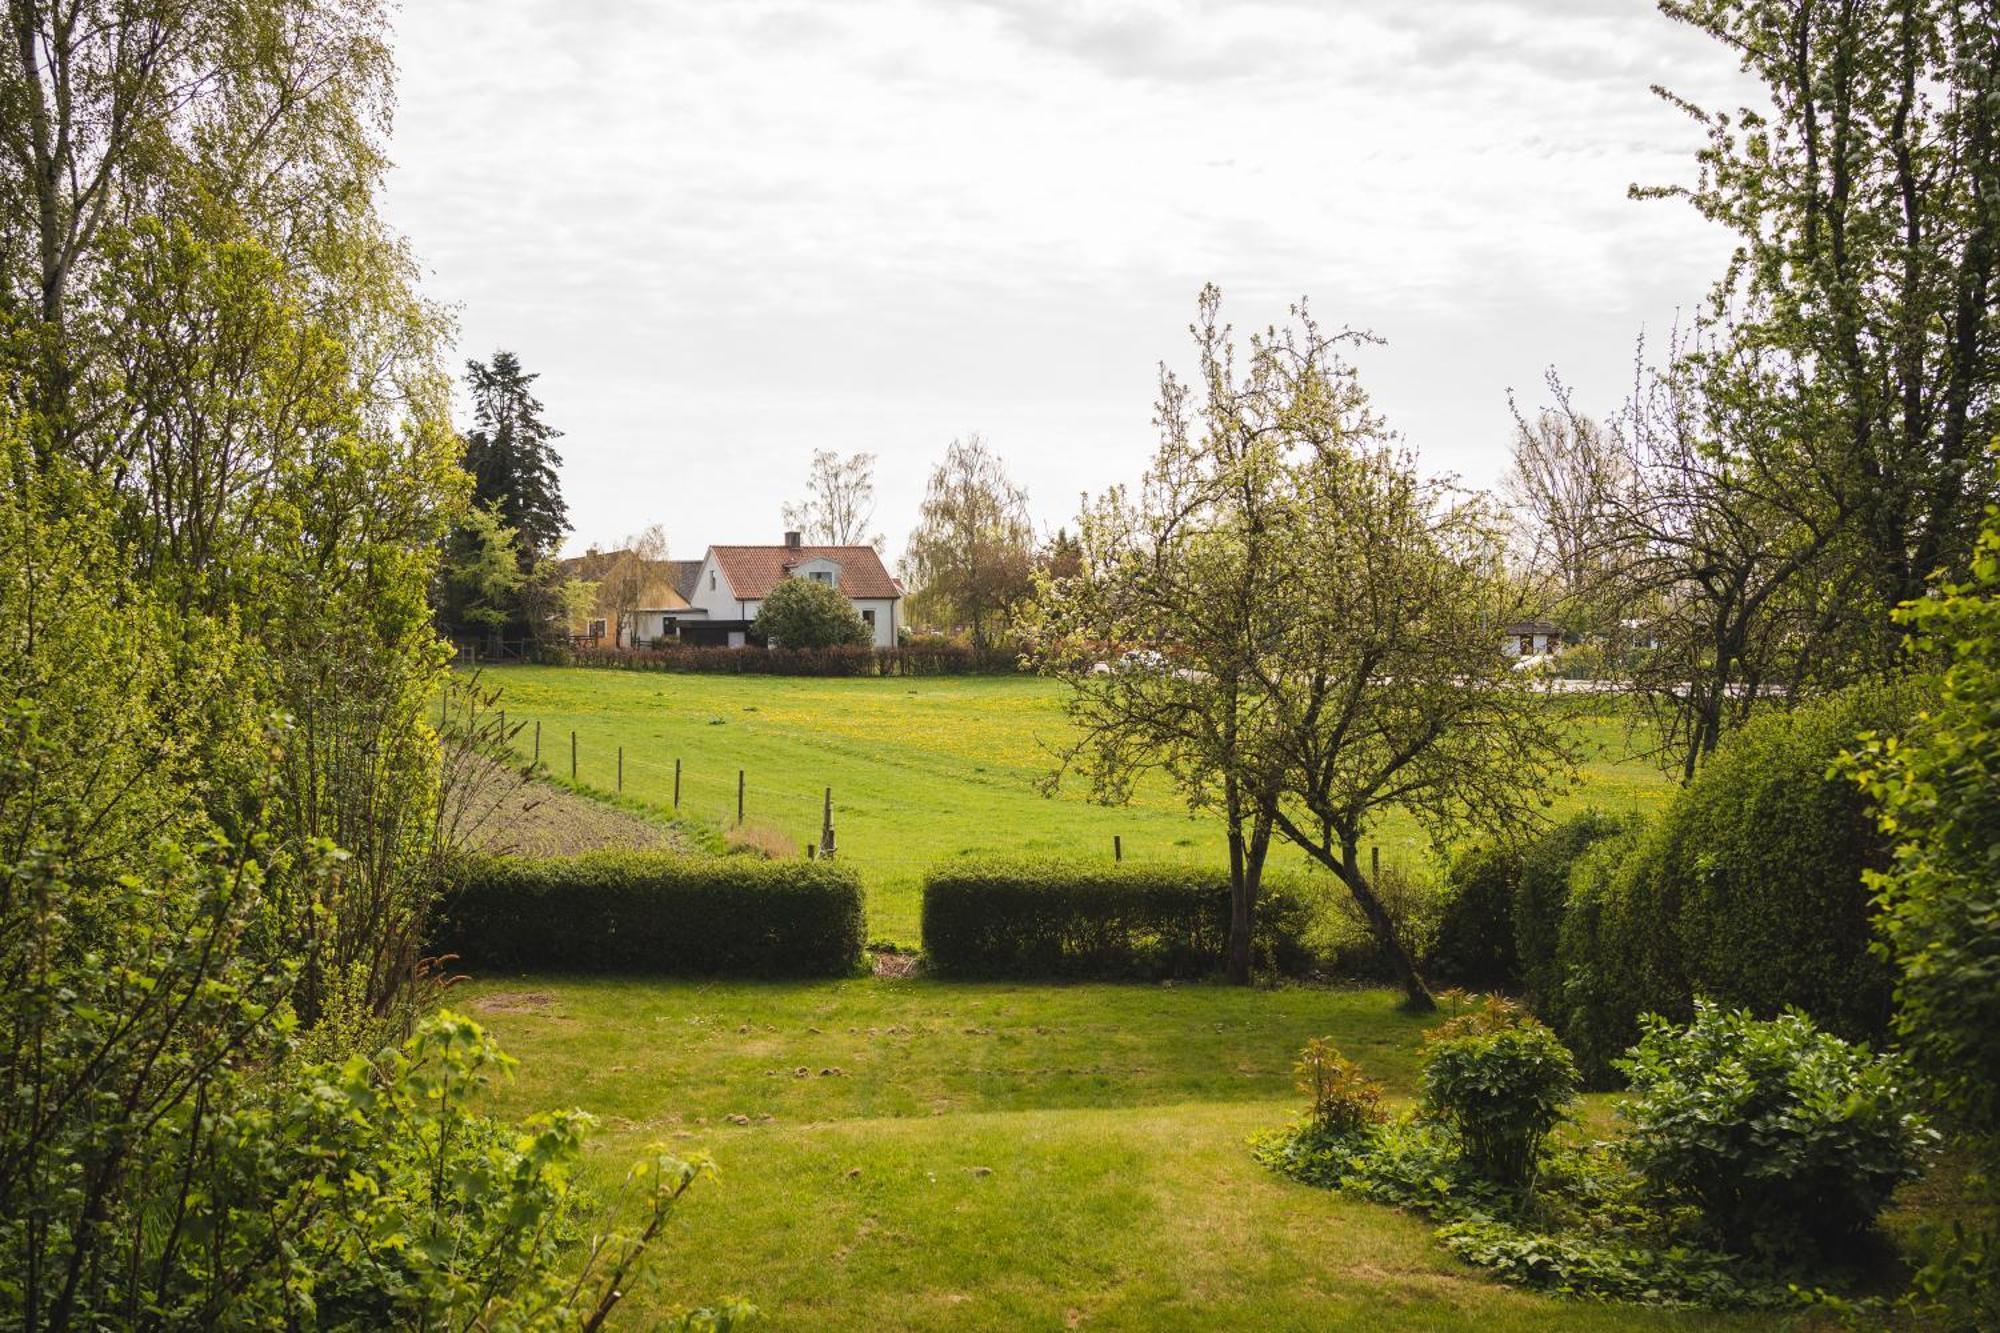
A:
1429 844 1523 990
1549 684 1914 1084
1513 809 1645 1010
1427 809 1644 996
920 858 1311 979
435 851 865 977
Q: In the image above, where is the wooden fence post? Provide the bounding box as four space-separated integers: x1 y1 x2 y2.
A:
571 731 577 781
618 746 624 792
820 786 835 860
533 720 540 763
737 769 745 825
1371 844 1380 880
674 758 682 809
1114 835 1122 862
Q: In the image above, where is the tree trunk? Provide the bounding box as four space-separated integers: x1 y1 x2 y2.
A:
1225 822 1250 986
1290 832 1434 1011
1224 805 1273 986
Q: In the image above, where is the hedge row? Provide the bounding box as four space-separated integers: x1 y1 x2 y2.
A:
921 858 1313 979
1549 684 1907 1080
1433 683 1913 1086
434 851 866 977
567 641 1026 677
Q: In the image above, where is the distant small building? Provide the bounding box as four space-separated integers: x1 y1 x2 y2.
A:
1502 621 1564 657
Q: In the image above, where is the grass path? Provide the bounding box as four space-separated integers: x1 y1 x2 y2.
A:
459 976 1763 1331
476 667 1677 942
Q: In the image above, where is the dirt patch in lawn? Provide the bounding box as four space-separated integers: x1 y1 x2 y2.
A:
453 761 686 858
468 990 557 1016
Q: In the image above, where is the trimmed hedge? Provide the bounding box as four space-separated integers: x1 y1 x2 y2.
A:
1513 809 1644 1010
1549 684 1914 1084
1427 809 1644 996
921 858 1311 979
1429 845 1522 990
435 851 865 977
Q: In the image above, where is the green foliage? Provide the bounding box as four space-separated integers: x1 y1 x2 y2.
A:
1549 686 1910 1084
1550 821 1681 1086
238 1012 743 1329
1512 809 1640 1011
919 858 1311 979
1419 999 1580 1189
1254 1009 1902 1312
1616 1002 1934 1258
438 851 866 977
1251 1114 1817 1311
1428 844 1521 990
1294 1038 1389 1138
440 502 529 633
1845 477 2000 1321
752 576 872 650
462 351 570 562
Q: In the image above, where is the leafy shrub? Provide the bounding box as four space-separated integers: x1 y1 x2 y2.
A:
919 858 1312 979
1251 1087 1816 1311
1294 1038 1389 1138
1419 998 1581 1189
1616 1002 1935 1258
751 576 872 649
1429 844 1522 990
1843 483 2000 1323
436 850 865 977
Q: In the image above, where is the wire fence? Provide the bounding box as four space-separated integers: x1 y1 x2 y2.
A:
494 712 1423 876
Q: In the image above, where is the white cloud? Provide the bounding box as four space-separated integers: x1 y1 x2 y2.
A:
381 0 1758 557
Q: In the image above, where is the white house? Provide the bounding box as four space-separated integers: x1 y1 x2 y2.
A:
1501 621 1564 657
676 532 902 649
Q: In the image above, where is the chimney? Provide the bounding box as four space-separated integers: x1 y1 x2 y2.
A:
784 530 801 549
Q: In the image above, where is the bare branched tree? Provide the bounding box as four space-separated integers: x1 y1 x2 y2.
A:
783 450 883 549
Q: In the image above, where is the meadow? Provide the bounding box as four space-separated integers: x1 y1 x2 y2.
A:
480 666 1678 942
458 975 1770 1331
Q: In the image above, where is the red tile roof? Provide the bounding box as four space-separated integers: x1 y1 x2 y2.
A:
710 545 901 600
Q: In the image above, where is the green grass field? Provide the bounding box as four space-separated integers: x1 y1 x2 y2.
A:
479 666 1677 942
459 975 1765 1331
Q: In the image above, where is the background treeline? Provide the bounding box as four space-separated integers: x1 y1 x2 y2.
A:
0 3 725 1327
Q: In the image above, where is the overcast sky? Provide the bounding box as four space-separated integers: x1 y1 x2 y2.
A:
381 0 1757 560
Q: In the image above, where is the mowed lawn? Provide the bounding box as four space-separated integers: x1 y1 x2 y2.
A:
459 976 1767 1332
478 666 1677 942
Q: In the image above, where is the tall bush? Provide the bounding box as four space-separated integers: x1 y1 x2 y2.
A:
1550 686 1911 1084
1429 845 1521 990
1513 809 1640 1011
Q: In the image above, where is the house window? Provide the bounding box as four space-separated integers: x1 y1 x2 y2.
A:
861 608 875 629
809 570 833 585
588 619 606 639
1520 635 1535 655
709 570 716 591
